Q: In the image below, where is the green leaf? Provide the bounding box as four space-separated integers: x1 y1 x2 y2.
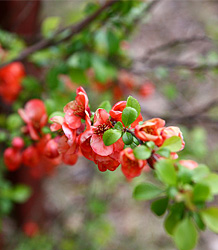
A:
146 141 155 149
156 147 171 158
155 159 177 186
7 114 23 131
98 100 112 113
103 129 122 146
192 164 210 182
178 166 193 184
107 29 120 54
173 217 198 250
164 211 182 235
199 173 218 195
42 16 61 38
12 185 32 203
91 55 117 83
160 136 182 152
133 145 151 160
126 96 141 116
193 212 206 231
122 132 133 145
151 197 169 216
200 207 218 233
114 121 123 131
122 107 138 127
193 183 210 202
133 183 163 201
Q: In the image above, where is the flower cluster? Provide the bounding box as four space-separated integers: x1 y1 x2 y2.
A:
0 62 25 103
4 86 194 181
47 86 189 180
4 99 61 178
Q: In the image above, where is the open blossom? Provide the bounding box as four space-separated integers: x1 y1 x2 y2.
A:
79 108 124 171
120 148 147 180
64 87 91 130
160 126 185 151
135 118 165 146
18 99 48 140
0 62 25 103
109 101 143 128
179 160 198 170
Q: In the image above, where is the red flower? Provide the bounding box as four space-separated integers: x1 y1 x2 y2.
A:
18 99 48 140
139 81 155 97
4 147 22 171
79 109 124 171
22 146 39 168
44 139 60 159
160 126 185 151
23 221 39 237
135 118 165 146
0 62 25 103
64 87 91 130
179 160 198 170
109 101 143 128
120 148 147 180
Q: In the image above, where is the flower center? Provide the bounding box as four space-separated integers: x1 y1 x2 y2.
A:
94 121 112 135
143 126 155 135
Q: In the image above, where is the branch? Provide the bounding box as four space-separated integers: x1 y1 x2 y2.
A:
140 36 210 63
0 0 118 68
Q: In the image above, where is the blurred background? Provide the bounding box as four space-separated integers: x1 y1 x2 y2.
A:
0 0 218 249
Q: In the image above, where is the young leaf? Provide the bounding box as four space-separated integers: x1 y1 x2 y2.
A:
12 185 32 203
151 197 169 216
173 217 198 250
199 173 218 195
155 159 177 186
114 121 123 131
103 129 122 146
126 96 141 116
200 207 218 233
192 164 210 182
122 107 138 127
193 183 210 202
133 145 151 160
122 132 133 145
42 17 61 38
160 136 182 152
193 212 206 231
133 183 163 201
164 211 181 235
156 147 171 158
146 141 155 149
98 100 112 113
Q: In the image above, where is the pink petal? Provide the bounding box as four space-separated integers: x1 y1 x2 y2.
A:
90 134 113 156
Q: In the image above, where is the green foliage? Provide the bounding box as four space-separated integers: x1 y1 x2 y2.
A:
155 159 177 186
151 197 169 216
42 17 61 38
133 145 151 160
122 107 138 127
98 101 112 113
200 207 218 233
133 182 163 201
126 96 141 116
122 132 133 145
173 217 198 250
103 129 122 146
160 136 182 152
114 121 123 131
